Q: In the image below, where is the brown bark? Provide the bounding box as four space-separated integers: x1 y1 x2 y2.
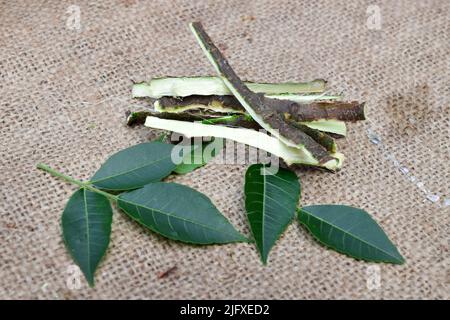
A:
157 95 365 122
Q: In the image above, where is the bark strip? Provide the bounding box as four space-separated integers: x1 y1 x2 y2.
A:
287 120 337 153
132 77 327 98
265 113 334 163
284 101 365 122
157 95 246 113
155 95 364 121
126 110 260 129
127 110 333 162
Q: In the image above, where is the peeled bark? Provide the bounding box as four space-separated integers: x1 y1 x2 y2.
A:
144 116 344 170
154 95 363 122
132 77 327 98
126 110 260 129
287 120 337 153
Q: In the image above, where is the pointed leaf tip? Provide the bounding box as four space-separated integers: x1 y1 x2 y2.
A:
245 164 301 264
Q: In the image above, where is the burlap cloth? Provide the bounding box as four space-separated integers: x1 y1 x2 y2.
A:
0 0 448 299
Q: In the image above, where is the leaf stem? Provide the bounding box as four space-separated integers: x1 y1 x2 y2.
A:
36 163 118 201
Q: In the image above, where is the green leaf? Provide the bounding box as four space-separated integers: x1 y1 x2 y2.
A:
62 188 113 286
244 164 301 264
173 138 223 174
118 182 247 244
298 205 405 264
90 142 176 190
156 132 169 142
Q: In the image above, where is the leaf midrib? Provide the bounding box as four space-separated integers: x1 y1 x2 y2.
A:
82 189 92 281
261 168 267 256
119 197 242 240
247 180 298 203
300 209 400 261
91 155 172 184
247 166 299 261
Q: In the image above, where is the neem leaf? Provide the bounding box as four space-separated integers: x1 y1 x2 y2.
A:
298 205 405 264
245 164 300 264
90 142 176 191
62 188 113 286
118 182 248 244
156 132 169 142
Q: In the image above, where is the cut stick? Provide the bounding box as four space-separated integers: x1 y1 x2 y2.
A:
132 77 327 98
144 116 343 170
189 21 337 164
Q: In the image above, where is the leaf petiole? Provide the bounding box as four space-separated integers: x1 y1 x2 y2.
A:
36 163 118 202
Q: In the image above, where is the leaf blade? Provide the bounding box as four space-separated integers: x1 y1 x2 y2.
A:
90 142 176 190
298 205 405 264
244 164 301 264
62 188 113 286
118 182 247 244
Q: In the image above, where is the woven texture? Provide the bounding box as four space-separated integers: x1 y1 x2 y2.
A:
1 0 449 299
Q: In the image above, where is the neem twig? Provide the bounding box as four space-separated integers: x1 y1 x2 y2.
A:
189 22 338 165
